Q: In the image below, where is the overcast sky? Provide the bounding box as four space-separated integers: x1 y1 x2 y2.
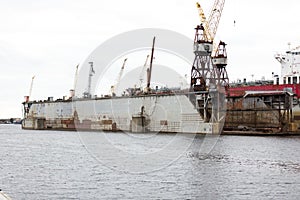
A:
0 0 299 118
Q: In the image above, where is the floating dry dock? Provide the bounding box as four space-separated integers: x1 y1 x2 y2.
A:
23 92 216 134
22 90 300 135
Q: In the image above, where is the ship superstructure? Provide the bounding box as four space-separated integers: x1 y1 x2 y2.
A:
229 45 300 98
275 46 300 85
224 44 300 133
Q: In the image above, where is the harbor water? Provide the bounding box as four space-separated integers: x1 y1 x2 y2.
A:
0 124 300 199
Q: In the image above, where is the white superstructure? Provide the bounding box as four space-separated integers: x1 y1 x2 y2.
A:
275 46 300 84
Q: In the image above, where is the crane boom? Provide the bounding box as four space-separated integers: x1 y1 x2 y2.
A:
207 0 225 41
146 37 156 90
112 58 127 96
196 0 225 41
194 0 229 89
70 64 79 97
29 75 35 99
196 2 212 42
139 55 150 88
73 64 79 91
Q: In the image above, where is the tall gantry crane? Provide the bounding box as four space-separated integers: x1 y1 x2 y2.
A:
191 0 226 123
196 0 225 43
195 0 229 88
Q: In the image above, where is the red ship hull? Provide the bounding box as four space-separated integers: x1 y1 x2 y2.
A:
228 84 300 98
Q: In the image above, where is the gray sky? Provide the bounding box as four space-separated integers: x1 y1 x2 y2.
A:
0 0 299 118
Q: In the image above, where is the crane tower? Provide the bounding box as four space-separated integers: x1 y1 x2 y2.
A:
83 62 95 98
190 0 226 124
195 0 229 88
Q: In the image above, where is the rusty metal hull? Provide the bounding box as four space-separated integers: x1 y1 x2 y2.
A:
224 91 297 134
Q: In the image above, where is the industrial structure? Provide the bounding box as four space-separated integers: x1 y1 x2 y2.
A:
190 0 227 128
21 0 300 134
139 55 150 89
83 62 95 98
111 58 127 96
195 0 229 88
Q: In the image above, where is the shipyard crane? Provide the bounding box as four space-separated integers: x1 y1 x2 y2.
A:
73 64 79 91
196 0 225 56
196 2 212 42
83 62 95 98
196 0 225 43
195 0 229 88
207 0 225 42
196 0 226 55
191 0 227 124
146 37 156 93
111 58 127 96
70 64 79 98
139 55 150 88
196 0 226 54
28 75 35 102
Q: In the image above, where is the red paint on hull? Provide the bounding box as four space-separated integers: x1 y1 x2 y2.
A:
228 84 300 98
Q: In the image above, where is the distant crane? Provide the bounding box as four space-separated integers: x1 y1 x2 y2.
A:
83 62 95 98
73 64 79 91
70 64 79 98
146 37 156 93
111 58 127 96
28 75 35 102
139 55 150 88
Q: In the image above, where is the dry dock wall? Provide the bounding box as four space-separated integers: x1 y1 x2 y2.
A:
23 94 214 134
